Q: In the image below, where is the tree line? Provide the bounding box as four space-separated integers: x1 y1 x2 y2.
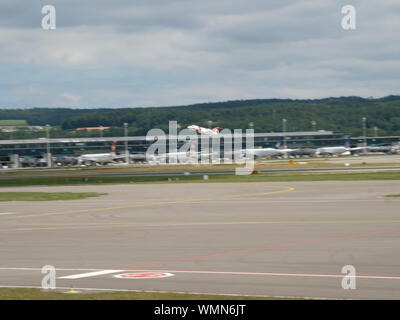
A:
0 96 399 138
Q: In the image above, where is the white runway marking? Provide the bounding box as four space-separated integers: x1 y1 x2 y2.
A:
0 267 100 271
2 267 400 281
0 213 14 216
116 269 400 280
59 270 122 279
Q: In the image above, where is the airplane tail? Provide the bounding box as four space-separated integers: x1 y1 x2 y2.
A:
212 127 221 133
110 141 117 155
190 141 197 153
345 137 351 148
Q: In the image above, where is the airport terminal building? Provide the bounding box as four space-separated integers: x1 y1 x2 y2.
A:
1 130 399 167
0 130 342 156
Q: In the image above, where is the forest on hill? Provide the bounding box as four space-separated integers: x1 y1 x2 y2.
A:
0 96 399 138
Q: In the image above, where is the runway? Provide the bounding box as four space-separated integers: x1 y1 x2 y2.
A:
0 181 400 299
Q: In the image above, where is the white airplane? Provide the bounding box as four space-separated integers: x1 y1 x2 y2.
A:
315 146 351 156
78 142 126 165
187 125 221 136
148 141 199 164
315 145 368 156
314 137 369 157
391 144 400 154
243 147 283 159
241 140 297 159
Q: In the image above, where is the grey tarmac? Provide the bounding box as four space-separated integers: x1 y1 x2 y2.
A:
0 180 400 299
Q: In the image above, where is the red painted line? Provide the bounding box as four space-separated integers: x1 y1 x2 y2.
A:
115 227 400 271
115 272 174 279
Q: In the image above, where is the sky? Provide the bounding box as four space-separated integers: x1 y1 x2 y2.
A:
0 0 399 108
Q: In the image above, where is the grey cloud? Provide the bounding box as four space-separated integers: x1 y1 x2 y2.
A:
0 0 399 107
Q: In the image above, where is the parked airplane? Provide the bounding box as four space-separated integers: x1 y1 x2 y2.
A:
316 145 369 156
364 145 400 154
315 146 351 156
391 144 400 154
54 155 78 166
78 142 125 165
147 141 199 164
288 148 317 157
129 153 148 162
242 140 298 159
243 147 283 159
187 125 221 136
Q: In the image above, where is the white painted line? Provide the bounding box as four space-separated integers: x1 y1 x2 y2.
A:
2 267 400 281
125 269 400 280
59 270 122 279
0 213 14 216
0 267 101 271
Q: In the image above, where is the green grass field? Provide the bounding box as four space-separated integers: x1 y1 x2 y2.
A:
385 194 400 198
0 120 27 126
2 160 399 177
0 192 106 201
0 288 300 300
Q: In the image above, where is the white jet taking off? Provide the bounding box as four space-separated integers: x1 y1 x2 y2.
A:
187 125 221 136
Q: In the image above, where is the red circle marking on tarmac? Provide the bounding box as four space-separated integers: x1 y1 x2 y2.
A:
114 272 174 279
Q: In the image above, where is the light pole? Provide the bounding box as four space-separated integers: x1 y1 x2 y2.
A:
100 125 103 138
362 117 367 151
374 126 378 137
124 123 129 164
311 120 316 131
282 118 287 149
45 124 51 167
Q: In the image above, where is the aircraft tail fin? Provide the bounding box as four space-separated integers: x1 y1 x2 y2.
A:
345 137 351 148
190 141 197 153
212 127 221 133
110 141 117 155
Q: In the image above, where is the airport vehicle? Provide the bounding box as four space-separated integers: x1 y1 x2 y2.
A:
187 125 221 136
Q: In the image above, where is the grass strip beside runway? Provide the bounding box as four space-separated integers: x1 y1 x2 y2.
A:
1 161 399 177
0 171 400 187
0 192 106 201
0 288 301 300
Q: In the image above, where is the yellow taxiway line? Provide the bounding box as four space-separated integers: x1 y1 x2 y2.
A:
0 186 295 221
23 219 400 228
